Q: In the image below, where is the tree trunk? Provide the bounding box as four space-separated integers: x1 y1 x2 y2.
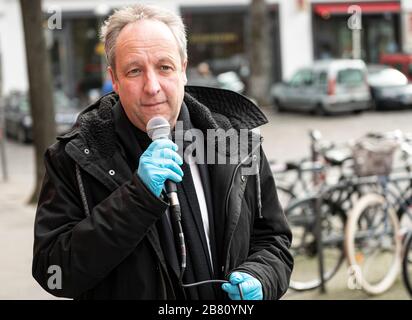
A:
20 0 56 204
248 0 272 106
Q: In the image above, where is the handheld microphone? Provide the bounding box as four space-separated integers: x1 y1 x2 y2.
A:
146 116 179 204
146 116 186 282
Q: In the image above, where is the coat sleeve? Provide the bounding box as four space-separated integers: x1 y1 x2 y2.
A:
233 148 294 300
32 144 168 298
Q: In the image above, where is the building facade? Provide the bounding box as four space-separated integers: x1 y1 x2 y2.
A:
0 0 410 99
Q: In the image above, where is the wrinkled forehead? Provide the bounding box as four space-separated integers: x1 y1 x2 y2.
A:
115 20 182 61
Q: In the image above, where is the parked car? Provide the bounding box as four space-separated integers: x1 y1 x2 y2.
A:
216 71 245 94
4 91 80 143
270 59 372 115
187 65 245 94
380 53 412 82
367 64 412 110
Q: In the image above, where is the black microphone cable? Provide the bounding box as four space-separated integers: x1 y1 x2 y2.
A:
165 180 186 282
165 181 244 300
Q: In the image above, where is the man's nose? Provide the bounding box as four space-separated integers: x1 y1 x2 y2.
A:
143 70 161 95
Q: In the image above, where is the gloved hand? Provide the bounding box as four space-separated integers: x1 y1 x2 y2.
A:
222 272 263 300
137 139 184 197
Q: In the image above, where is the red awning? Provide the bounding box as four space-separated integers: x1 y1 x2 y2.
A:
314 2 400 16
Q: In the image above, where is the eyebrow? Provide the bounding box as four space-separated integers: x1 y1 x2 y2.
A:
121 55 179 72
121 61 140 72
157 57 178 67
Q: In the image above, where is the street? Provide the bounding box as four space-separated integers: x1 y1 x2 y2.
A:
0 107 412 299
260 108 412 163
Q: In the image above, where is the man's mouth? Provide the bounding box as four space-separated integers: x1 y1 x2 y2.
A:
142 101 166 107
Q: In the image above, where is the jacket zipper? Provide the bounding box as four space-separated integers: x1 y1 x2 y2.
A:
222 138 262 275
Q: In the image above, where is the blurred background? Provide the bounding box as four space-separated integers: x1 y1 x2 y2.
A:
1 0 412 300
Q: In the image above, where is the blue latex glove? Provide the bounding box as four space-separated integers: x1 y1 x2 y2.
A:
222 272 263 300
137 139 184 197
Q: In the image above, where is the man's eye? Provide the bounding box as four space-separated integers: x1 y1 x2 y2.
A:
128 69 141 76
160 65 173 71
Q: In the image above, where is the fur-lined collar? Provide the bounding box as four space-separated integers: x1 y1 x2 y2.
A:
60 86 268 160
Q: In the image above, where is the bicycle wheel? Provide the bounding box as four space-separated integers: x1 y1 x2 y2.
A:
402 231 412 297
345 193 402 295
286 197 346 291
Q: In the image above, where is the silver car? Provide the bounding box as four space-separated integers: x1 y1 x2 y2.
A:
367 65 412 110
271 59 372 115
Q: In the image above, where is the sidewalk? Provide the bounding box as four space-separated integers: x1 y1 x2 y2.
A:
0 178 59 299
283 266 410 300
0 140 59 300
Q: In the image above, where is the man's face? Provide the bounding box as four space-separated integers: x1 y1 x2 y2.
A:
109 19 187 132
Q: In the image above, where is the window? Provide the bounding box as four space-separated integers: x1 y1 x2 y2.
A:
290 69 314 86
317 71 328 85
337 69 364 85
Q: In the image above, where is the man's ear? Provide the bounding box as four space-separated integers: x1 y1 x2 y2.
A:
182 60 188 85
108 66 119 93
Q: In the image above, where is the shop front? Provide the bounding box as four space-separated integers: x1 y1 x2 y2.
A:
312 1 401 63
47 10 109 104
180 4 282 85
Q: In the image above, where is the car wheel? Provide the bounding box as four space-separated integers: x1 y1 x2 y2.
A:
314 104 327 116
369 99 377 111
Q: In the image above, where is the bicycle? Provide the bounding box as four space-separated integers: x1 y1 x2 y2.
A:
275 131 377 291
272 131 376 291
344 132 412 295
271 129 353 207
284 130 412 292
345 178 402 295
272 160 324 208
285 194 346 291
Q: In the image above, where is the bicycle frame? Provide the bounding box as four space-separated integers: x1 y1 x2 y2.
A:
308 171 412 293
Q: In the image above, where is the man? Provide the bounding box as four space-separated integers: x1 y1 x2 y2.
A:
32 4 293 300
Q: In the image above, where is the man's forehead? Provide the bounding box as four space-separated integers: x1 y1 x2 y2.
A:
117 20 177 47
115 20 182 66
117 38 178 56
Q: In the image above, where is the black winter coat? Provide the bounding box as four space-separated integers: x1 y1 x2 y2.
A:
32 86 293 299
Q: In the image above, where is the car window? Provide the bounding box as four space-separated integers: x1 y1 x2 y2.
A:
316 71 328 86
289 69 313 86
337 69 364 86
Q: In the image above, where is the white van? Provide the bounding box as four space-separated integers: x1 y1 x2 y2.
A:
271 59 372 115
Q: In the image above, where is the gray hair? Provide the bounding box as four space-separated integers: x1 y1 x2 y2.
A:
100 4 187 72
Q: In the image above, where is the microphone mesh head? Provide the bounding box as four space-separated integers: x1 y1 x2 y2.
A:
146 116 171 140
